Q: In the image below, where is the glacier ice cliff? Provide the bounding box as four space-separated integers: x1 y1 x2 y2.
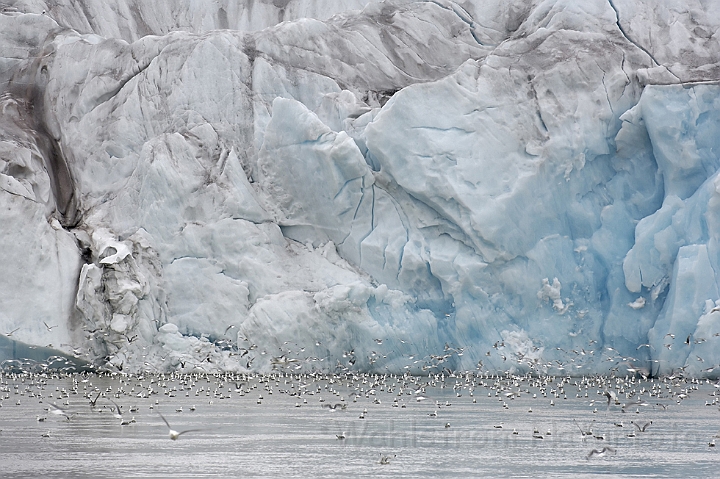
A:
1 0 720 376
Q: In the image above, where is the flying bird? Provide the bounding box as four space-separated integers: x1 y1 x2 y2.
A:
322 403 347 411
43 321 58 331
586 446 616 460
108 399 124 419
602 390 617 406
48 403 74 421
4 327 20 337
632 420 652 432
88 391 101 409
158 412 202 440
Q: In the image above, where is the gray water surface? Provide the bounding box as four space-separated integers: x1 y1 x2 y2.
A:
0 372 717 478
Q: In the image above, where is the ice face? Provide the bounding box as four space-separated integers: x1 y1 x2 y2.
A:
1 0 720 376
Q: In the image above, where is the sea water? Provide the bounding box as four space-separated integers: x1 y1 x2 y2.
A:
0 372 717 478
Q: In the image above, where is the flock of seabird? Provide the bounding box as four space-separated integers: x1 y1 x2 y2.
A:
1 366 719 468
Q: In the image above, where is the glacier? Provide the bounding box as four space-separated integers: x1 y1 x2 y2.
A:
1 0 720 377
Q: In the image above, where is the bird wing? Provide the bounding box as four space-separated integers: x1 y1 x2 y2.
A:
49 402 67 413
158 412 172 429
177 429 203 437
573 419 585 434
109 399 123 416
48 403 72 418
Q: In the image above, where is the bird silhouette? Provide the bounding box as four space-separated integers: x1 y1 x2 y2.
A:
158 412 202 440
586 446 616 460
632 420 652 432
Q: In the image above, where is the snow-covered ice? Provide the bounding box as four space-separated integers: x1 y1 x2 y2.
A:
1 0 720 376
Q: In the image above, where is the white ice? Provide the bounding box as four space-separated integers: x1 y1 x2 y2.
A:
1 0 720 376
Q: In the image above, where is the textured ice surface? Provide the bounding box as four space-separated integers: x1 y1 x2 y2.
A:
1 0 720 376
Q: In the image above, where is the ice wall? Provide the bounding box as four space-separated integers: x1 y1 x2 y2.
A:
1 0 720 376
3 0 390 40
